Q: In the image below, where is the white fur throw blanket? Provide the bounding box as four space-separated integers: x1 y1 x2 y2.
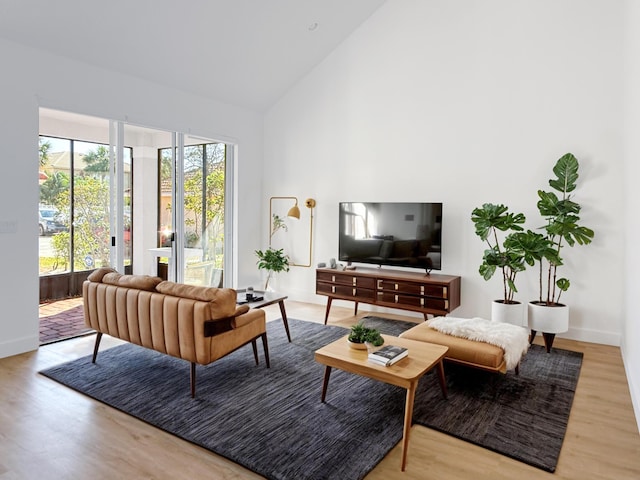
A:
427 317 529 370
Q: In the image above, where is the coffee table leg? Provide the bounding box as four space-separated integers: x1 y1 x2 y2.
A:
436 360 447 399
278 300 291 342
321 366 332 402
401 384 417 471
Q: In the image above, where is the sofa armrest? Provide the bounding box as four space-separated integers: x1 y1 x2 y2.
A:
203 317 234 337
202 306 263 337
230 307 263 328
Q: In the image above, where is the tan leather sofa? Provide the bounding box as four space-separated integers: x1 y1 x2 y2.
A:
83 268 268 397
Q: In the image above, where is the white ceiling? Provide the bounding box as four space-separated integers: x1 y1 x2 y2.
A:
0 0 385 111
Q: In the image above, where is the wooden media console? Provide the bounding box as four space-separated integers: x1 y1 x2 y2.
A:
316 267 461 324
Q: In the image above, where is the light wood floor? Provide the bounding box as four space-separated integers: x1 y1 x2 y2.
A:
1 301 639 479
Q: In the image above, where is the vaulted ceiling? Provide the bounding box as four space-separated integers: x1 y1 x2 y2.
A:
0 0 385 111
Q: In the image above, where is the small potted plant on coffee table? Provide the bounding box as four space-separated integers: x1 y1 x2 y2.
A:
347 322 384 350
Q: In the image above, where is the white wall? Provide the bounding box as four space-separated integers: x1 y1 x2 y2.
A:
623 0 640 433
0 38 264 359
264 0 625 347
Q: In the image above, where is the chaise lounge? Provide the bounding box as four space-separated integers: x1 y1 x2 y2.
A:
400 317 529 374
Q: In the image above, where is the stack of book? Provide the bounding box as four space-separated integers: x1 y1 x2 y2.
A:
368 345 408 366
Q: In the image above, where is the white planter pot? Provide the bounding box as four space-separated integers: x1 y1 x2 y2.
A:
528 301 569 334
491 300 525 326
262 270 278 291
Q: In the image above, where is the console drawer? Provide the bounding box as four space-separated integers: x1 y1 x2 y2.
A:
317 282 375 300
316 271 375 288
377 280 447 298
377 292 449 311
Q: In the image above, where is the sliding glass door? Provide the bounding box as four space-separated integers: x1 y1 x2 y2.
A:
158 135 229 286
39 108 233 298
39 133 132 283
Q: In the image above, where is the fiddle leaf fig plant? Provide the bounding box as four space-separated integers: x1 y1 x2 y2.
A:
471 203 526 304
529 152 595 305
255 247 290 290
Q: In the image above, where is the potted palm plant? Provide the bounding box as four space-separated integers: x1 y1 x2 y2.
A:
523 153 595 351
471 203 527 325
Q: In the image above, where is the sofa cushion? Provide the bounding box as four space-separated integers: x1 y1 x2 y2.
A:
87 267 117 282
400 322 505 370
156 281 237 317
102 272 163 291
156 281 224 301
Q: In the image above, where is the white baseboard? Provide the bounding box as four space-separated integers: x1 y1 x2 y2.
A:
0 334 39 360
562 326 621 347
621 344 640 435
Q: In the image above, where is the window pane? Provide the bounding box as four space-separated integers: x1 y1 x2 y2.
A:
73 141 111 271
124 147 133 268
203 142 225 279
39 136 71 275
159 147 173 246
159 141 225 286
183 142 225 286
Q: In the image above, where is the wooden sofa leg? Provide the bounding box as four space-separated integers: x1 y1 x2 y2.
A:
251 340 259 365
261 333 270 368
190 362 196 398
92 332 103 363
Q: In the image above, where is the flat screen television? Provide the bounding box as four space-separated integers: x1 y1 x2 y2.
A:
338 202 442 272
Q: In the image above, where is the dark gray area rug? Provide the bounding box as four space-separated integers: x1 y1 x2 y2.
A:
363 314 583 472
414 342 582 472
40 319 410 480
40 316 582 476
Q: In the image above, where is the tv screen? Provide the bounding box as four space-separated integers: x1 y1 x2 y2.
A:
338 202 442 271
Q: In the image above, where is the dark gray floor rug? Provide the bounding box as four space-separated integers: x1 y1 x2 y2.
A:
40 319 411 480
356 314 421 335
364 314 583 472
40 316 582 476
415 343 582 472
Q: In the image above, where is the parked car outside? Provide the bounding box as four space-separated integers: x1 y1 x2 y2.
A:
39 206 67 236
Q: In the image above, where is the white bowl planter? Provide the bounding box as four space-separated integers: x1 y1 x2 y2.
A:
491 300 525 326
528 301 569 352
528 302 569 333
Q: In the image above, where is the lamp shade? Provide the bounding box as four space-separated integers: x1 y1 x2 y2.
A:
287 204 301 219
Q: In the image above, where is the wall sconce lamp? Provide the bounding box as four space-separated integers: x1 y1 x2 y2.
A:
268 196 316 267
287 200 301 219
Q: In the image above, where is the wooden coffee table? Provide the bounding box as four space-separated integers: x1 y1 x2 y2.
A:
237 289 291 342
314 334 448 471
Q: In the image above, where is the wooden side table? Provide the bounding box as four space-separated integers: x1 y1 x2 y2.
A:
237 289 291 342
